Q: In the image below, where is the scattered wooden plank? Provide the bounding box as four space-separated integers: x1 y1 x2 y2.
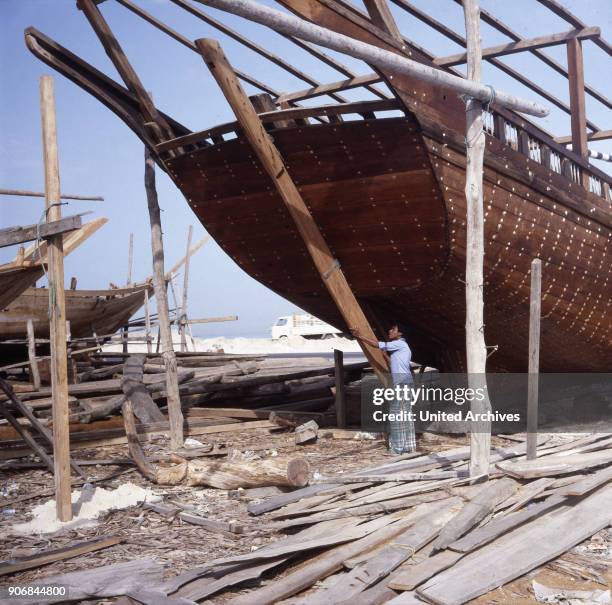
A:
498 477 555 513
559 464 612 497
225 515 415 605
300 498 461 605
143 502 244 536
0 535 122 576
121 355 165 423
417 485 612 605
431 477 518 552
295 419 319 445
497 451 612 478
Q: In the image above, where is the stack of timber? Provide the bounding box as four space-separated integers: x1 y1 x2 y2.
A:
0 352 365 462
151 434 611 604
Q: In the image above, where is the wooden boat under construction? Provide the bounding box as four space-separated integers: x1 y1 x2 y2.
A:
24 0 612 372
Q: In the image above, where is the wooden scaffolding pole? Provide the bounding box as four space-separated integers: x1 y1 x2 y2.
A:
179 225 193 352
126 232 134 286
144 146 184 449
39 75 72 521
463 0 491 477
526 259 542 460
566 38 588 161
144 289 153 354
26 319 41 391
196 38 389 380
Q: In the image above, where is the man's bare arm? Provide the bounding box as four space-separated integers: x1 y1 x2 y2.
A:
350 327 379 348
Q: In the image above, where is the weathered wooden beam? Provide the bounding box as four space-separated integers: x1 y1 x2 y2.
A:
435 26 601 67
394 0 603 129
364 0 404 43
463 0 491 477
527 258 542 460
166 234 210 277
334 349 346 428
144 143 184 449
0 188 103 201
126 232 133 286
196 0 548 117
143 290 152 354
556 129 612 144
77 0 174 141
567 37 588 159
179 225 193 353
277 73 382 104
114 0 279 97
27 319 41 391
185 315 238 324
196 38 390 380
170 0 350 104
0 215 82 248
40 75 72 522
537 0 612 57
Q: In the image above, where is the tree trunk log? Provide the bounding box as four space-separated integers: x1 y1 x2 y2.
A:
187 456 311 489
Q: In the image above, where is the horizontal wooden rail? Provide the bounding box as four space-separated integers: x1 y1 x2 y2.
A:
156 98 401 153
0 215 83 248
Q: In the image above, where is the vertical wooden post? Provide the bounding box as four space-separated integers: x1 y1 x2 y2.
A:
144 145 184 449
26 319 41 391
463 0 491 477
196 38 389 381
334 349 346 428
144 290 152 354
179 225 193 353
122 325 129 354
526 258 542 460
126 232 134 286
566 38 588 159
39 75 72 521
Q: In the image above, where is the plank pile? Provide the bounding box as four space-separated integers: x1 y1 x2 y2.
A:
0 352 362 462
142 433 611 605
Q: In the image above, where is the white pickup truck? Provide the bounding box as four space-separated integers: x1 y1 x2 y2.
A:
271 314 342 340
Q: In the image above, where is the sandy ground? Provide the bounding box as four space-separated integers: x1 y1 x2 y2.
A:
102 333 363 355
1 430 610 604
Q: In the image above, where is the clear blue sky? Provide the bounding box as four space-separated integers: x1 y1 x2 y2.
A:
1 0 610 337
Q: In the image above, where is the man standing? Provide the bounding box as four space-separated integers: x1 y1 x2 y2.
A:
351 323 416 454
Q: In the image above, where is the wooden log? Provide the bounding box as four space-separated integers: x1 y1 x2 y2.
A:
40 75 72 522
431 477 518 552
196 38 389 381
179 225 193 352
0 214 82 248
334 348 346 428
463 0 491 477
144 144 183 449
196 0 548 117
527 258 542 459
187 455 311 489
417 485 612 605
26 319 41 390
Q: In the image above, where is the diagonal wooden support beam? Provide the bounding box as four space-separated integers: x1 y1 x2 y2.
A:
555 129 612 144
77 0 174 141
195 38 389 380
567 37 588 159
363 0 403 43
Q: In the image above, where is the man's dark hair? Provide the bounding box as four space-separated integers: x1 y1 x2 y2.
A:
391 322 408 336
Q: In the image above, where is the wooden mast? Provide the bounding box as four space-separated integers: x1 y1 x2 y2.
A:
195 38 390 380
39 75 72 521
463 0 491 477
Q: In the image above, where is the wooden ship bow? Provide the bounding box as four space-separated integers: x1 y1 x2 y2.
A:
24 0 612 372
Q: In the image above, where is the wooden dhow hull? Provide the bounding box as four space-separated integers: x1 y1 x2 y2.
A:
0 285 149 343
24 25 611 372
164 111 611 372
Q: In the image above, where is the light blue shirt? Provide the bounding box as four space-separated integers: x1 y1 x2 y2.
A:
379 338 413 384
